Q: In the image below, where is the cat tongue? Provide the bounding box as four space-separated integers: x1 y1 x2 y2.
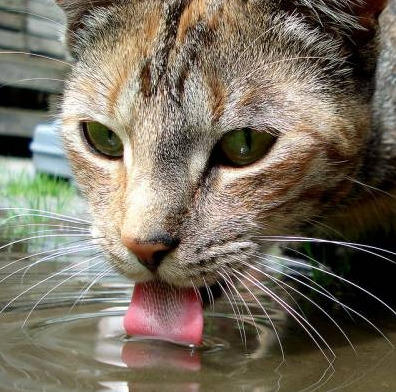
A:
124 281 203 345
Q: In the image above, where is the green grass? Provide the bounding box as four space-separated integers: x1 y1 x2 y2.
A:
1 171 78 248
3 171 76 213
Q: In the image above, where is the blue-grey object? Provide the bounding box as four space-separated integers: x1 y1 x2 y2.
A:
30 122 73 178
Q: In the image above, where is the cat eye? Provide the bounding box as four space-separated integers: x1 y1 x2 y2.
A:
217 128 275 166
82 121 124 158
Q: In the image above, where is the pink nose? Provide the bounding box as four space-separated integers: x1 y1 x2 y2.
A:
121 235 177 272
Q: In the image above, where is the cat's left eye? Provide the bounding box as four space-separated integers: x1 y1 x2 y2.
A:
217 128 276 166
82 121 124 159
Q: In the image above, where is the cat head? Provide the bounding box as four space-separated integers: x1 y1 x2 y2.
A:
56 0 387 287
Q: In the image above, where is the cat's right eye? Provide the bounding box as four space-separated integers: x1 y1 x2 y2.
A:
82 121 124 159
216 128 276 167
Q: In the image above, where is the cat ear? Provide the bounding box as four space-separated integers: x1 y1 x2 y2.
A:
293 0 388 39
352 0 388 40
55 0 113 51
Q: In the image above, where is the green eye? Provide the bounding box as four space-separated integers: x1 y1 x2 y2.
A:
82 121 123 158
218 128 275 166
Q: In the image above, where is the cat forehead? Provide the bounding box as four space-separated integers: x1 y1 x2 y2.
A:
70 1 326 117
66 0 353 142
68 2 263 122
75 0 261 95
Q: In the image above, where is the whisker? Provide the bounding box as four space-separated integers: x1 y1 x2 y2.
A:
0 208 91 225
256 239 396 317
0 253 103 314
7 9 71 31
256 257 394 348
22 255 105 327
201 277 215 314
217 269 248 348
21 244 98 281
0 51 70 66
215 278 247 347
346 176 396 200
0 222 90 233
190 280 203 306
0 243 97 284
0 233 92 253
233 269 336 365
220 267 261 334
266 250 353 319
247 257 358 353
0 238 93 273
0 78 66 90
228 267 285 360
1 226 91 238
71 265 114 311
258 236 396 263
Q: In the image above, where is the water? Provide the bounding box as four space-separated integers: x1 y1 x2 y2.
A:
0 246 395 391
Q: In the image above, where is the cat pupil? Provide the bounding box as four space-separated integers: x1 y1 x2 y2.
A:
243 129 252 151
108 130 116 145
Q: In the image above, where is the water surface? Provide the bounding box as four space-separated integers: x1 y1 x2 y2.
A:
0 242 395 392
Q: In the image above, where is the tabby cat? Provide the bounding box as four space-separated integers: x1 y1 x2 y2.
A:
54 0 395 346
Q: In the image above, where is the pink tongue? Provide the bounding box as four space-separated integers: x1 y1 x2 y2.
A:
124 281 203 345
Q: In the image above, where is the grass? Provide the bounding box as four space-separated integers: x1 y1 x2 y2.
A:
3 171 77 213
0 169 81 250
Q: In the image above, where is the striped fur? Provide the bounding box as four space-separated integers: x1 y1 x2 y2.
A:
56 0 394 288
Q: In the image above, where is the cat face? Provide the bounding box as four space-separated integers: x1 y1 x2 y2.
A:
58 0 382 288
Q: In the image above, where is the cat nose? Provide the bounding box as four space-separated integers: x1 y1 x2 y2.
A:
121 234 178 272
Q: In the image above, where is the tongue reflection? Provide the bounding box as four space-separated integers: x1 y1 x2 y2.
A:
124 281 204 345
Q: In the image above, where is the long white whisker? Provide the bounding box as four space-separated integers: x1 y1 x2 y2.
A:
21 245 98 281
215 278 247 347
255 257 394 348
0 244 97 284
0 78 66 89
190 280 203 306
247 258 357 353
259 236 396 263
0 238 93 273
229 267 285 360
7 9 71 31
233 269 336 365
1 222 90 233
258 243 396 318
220 267 261 335
0 51 70 66
217 269 248 348
265 250 353 319
0 233 92 253
0 208 91 225
22 256 105 327
346 176 396 200
70 265 114 311
202 277 215 314
0 253 103 314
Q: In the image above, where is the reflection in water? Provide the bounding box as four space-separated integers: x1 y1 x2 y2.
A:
0 246 395 391
95 312 202 371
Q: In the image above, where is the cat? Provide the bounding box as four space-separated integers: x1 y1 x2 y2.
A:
53 0 396 347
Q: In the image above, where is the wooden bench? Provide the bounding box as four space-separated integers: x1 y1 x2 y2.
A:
0 0 70 139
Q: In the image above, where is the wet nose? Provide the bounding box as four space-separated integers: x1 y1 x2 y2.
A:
121 234 178 272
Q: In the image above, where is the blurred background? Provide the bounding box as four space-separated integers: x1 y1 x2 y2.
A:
0 0 85 215
0 0 68 155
